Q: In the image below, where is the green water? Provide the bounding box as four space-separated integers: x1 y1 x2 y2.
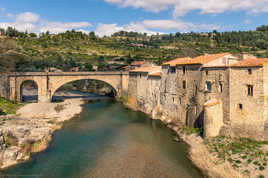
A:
2 99 203 178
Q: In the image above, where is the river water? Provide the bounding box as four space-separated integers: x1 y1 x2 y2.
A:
3 99 203 178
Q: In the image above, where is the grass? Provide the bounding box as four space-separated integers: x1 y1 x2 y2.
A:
206 136 268 173
183 126 203 135
4 132 18 147
0 97 21 115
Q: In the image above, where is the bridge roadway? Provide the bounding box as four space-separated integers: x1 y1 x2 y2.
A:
7 71 129 102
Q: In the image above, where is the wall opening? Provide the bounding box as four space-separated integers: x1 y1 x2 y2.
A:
239 103 243 110
183 80 186 89
169 67 176 73
205 81 212 93
20 80 38 103
247 85 253 96
248 69 252 75
183 66 186 75
218 82 223 93
51 79 117 102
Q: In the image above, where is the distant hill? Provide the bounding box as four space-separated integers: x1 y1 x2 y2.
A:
1 25 268 72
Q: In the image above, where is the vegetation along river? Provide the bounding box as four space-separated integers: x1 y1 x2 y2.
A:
2 99 203 178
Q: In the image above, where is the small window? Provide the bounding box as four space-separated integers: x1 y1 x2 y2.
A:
183 66 186 75
248 69 252 75
194 106 197 115
194 84 198 96
205 81 212 92
183 80 186 89
218 82 223 93
205 70 209 75
139 74 142 78
170 67 176 73
239 104 243 110
248 85 253 96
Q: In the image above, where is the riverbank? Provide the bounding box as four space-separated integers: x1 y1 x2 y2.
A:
0 98 84 169
122 97 265 178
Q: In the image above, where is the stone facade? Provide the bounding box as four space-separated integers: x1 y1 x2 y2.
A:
128 53 268 140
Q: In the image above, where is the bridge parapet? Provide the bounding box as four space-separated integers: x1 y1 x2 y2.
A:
5 71 129 103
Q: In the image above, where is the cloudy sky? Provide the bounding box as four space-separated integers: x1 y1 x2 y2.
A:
0 0 268 36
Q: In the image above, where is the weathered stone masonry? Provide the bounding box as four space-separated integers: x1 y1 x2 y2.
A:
0 72 129 103
128 53 268 140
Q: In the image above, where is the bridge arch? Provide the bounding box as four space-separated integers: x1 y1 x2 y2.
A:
51 79 117 100
20 80 39 102
48 74 123 102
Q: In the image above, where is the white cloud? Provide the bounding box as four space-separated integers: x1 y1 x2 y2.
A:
105 0 268 18
16 12 40 23
0 11 92 34
95 19 219 37
38 22 91 34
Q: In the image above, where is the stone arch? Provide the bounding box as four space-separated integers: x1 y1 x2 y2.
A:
49 77 120 101
19 80 39 102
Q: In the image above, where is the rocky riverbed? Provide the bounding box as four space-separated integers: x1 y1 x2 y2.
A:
0 98 84 169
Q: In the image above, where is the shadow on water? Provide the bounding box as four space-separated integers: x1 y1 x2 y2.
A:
2 99 203 178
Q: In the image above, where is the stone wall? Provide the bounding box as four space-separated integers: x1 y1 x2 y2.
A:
176 64 203 127
204 99 224 138
127 64 268 140
229 67 265 140
0 73 9 99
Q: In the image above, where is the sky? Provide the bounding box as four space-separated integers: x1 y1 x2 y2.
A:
0 0 268 37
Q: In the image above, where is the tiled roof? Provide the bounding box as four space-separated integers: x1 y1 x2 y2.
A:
231 58 268 67
190 53 230 65
130 66 161 73
131 61 146 66
148 71 162 77
162 57 192 66
162 53 230 66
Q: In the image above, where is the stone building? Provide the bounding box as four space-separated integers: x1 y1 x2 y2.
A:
128 53 268 140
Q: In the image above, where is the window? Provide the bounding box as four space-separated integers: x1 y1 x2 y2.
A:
218 82 223 93
205 70 209 75
139 74 141 78
194 84 198 96
248 69 252 75
183 80 186 89
205 81 212 92
183 66 186 75
194 106 197 115
170 67 176 73
248 85 253 96
239 104 243 110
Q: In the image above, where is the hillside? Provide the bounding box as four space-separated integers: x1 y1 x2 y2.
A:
1 25 268 72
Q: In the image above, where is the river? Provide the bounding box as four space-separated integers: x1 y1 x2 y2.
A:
2 99 203 178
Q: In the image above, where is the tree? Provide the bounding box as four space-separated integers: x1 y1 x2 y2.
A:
89 32 96 40
29 33 37 38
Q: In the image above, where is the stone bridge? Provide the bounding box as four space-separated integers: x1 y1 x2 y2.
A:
5 72 129 103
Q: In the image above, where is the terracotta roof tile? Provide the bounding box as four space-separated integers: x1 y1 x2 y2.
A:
130 66 161 73
231 58 268 67
190 53 230 65
163 53 230 66
149 71 162 77
131 61 146 66
162 57 192 66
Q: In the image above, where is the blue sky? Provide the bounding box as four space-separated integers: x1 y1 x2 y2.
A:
0 0 268 36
